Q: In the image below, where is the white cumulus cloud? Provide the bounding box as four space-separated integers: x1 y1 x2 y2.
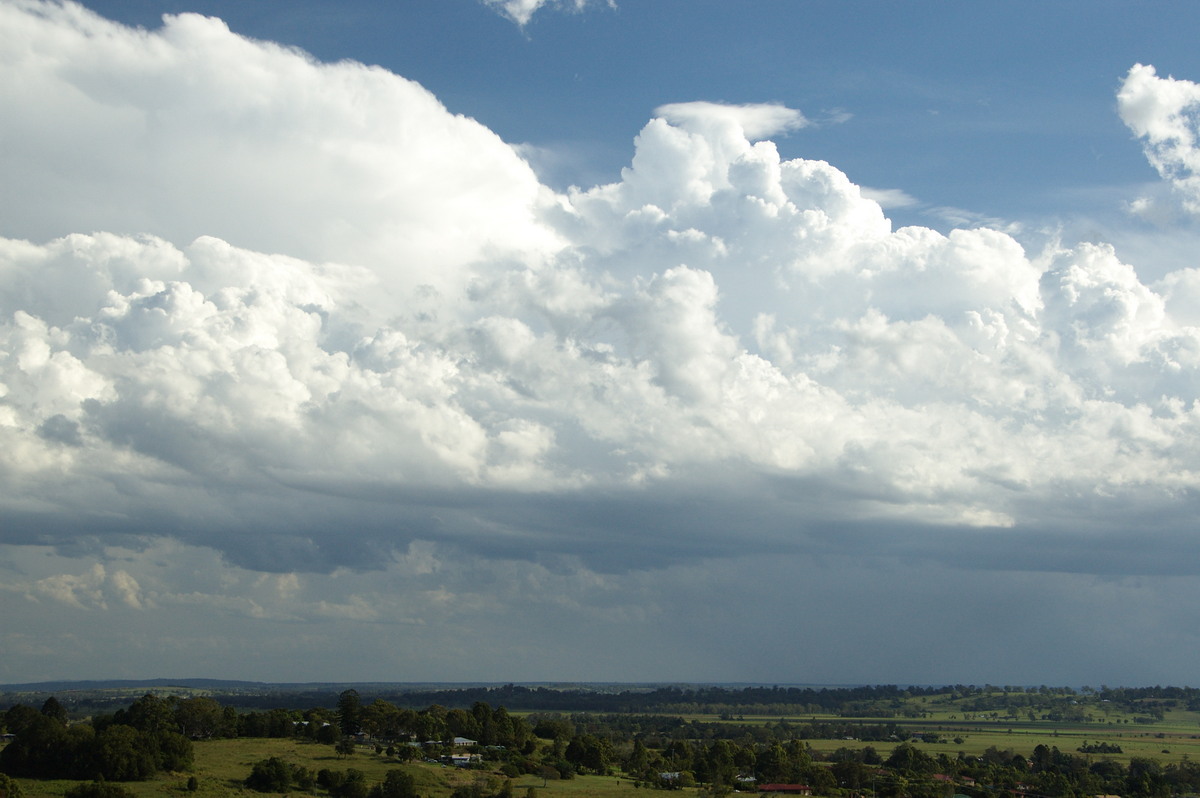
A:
5 1 1200 683
1119 63 1200 214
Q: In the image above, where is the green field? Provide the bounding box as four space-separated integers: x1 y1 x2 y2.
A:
9 687 1200 798
7 739 649 798
681 707 1200 767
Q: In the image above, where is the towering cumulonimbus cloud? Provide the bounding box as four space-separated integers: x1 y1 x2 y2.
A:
3 0 1200 589
0 0 562 312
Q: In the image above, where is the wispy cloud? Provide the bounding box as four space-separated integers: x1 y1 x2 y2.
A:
860 187 920 209
480 0 614 27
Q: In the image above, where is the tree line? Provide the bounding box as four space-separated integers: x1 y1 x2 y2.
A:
0 696 192 781
7 690 1200 798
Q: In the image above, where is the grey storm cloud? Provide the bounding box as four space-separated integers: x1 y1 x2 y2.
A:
4 1 1200 683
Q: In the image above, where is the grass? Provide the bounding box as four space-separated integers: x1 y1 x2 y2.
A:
666 706 1200 767
8 740 656 798
10 698 1200 798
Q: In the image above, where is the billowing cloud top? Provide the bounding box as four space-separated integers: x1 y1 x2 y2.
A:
1119 63 1200 213
4 0 1200 682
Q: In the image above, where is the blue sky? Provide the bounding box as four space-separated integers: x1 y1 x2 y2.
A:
76 0 1200 221
4 0 1200 686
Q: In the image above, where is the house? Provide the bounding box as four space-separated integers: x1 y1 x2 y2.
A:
444 754 482 767
452 737 478 747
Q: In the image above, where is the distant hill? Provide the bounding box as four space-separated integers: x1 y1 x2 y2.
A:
0 678 271 693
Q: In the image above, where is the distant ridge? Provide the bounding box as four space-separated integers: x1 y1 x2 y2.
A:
0 678 867 693
0 678 271 693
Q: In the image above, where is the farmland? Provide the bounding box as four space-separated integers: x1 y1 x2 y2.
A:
5 684 1200 798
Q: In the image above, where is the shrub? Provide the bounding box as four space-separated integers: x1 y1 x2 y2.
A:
244 756 292 792
63 782 135 798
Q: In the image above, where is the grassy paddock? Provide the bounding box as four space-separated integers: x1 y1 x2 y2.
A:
11 739 480 798
795 723 1200 767
9 700 1200 797
670 705 1200 768
9 739 668 798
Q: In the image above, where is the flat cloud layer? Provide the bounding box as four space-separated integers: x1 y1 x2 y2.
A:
4 2 1200 683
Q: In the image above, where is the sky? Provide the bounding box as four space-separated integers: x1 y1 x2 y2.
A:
3 0 1200 687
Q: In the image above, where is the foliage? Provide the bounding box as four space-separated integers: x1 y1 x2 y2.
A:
244 756 292 792
0 772 24 798
369 769 421 798
61 782 135 798
14 684 1200 798
60 782 132 796
0 696 191 782
339 690 364 736
319 767 370 798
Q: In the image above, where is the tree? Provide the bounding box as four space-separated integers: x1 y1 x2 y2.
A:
93 725 156 781
336 737 358 758
40 697 69 726
1128 758 1168 798
153 730 195 772
362 700 402 740
832 760 872 790
338 690 363 736
886 743 935 776
0 711 68 777
369 769 421 798
565 734 614 775
626 738 653 778
446 708 481 741
339 769 370 798
245 757 293 792
701 740 737 787
319 768 369 798
173 697 223 740
807 766 837 795
118 695 173 735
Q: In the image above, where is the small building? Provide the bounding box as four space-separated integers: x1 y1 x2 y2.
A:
444 753 482 767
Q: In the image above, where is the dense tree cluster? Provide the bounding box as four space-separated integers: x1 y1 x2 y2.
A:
0 695 192 781
244 756 315 792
